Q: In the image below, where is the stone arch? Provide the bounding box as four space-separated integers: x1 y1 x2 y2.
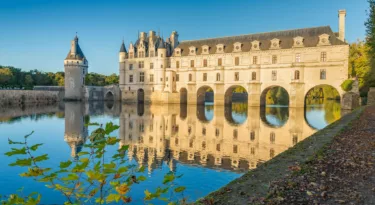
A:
197 85 214 105
137 89 145 103
196 104 213 123
224 85 248 105
260 85 289 107
180 88 188 104
304 84 341 105
104 91 114 101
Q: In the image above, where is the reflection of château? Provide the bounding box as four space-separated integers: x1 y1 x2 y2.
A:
119 104 317 172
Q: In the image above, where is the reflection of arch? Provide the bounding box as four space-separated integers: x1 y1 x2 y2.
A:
260 86 289 107
105 101 114 110
260 106 289 128
137 89 145 103
137 103 144 116
224 85 248 105
180 104 187 120
180 88 187 104
105 91 114 101
196 104 213 123
224 103 247 125
197 86 214 105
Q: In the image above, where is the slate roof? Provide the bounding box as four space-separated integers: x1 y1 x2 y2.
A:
120 42 127 53
65 39 87 61
174 26 347 56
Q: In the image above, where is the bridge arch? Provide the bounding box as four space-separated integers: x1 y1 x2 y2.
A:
304 84 341 106
197 85 214 105
224 85 248 105
260 106 289 128
260 85 289 107
224 104 248 125
104 91 114 101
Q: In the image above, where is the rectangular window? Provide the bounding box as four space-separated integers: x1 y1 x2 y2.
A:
129 75 133 83
150 74 154 82
203 73 207 81
138 61 144 68
216 73 220 81
190 60 195 68
272 55 277 64
234 72 239 81
150 63 154 69
139 72 144 82
129 64 133 70
253 56 258 64
272 70 277 81
176 74 179 82
150 51 154 57
252 72 256 80
160 64 163 68
296 53 301 62
176 61 180 68
129 52 134 58
203 59 208 67
160 78 163 82
189 74 192 81
218 58 222 66
320 69 326 80
321 52 327 62
235 57 240 66
233 145 238 154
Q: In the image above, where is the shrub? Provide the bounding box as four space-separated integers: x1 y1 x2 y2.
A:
341 80 354 92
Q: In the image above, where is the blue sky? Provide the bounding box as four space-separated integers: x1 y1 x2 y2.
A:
0 0 369 75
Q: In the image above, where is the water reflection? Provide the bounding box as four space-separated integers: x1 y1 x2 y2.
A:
305 100 341 130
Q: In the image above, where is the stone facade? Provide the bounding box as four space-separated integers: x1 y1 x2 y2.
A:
119 10 350 108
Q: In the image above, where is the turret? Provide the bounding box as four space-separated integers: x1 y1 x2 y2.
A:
119 41 127 87
64 35 88 101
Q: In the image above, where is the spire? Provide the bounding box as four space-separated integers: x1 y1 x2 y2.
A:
157 37 166 49
65 34 87 61
120 40 127 53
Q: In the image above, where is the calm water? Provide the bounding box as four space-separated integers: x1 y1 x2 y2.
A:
0 101 341 204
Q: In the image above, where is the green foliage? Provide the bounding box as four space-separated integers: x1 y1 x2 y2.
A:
3 122 187 204
265 87 289 105
364 0 375 89
341 79 354 92
0 65 119 89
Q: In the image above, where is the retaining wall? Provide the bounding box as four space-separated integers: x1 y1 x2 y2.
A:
0 90 63 107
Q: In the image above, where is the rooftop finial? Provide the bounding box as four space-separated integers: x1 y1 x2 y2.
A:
74 32 78 41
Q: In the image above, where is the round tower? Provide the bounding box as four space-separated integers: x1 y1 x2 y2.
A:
156 37 167 91
64 35 88 101
119 41 127 89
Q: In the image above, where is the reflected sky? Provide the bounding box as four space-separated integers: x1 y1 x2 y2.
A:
0 101 341 204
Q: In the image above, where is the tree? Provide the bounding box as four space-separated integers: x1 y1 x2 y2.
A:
364 0 375 87
24 75 34 89
105 73 119 85
0 68 14 87
349 41 373 93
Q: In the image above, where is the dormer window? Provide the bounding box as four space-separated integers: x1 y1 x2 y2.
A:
174 48 181 56
216 44 225 53
251 41 260 51
202 45 209 54
293 36 304 48
318 34 331 46
270 38 280 49
189 46 196 55
233 42 242 52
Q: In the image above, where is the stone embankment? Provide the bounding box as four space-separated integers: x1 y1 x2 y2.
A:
0 90 64 107
197 106 367 205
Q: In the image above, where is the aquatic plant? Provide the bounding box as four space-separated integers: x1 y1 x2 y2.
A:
2 122 186 205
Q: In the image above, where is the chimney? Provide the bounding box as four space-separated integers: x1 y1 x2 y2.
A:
338 9 346 42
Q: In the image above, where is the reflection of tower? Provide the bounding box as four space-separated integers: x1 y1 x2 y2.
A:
64 102 88 158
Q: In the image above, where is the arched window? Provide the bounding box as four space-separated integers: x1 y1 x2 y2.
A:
320 69 326 80
189 74 193 81
270 132 275 144
252 72 257 80
235 57 240 66
294 70 300 80
216 73 220 81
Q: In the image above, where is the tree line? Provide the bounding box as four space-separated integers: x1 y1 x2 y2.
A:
0 65 119 89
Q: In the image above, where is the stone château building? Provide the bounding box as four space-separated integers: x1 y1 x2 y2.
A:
119 10 351 108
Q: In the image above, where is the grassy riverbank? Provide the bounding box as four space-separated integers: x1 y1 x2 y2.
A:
196 106 367 205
